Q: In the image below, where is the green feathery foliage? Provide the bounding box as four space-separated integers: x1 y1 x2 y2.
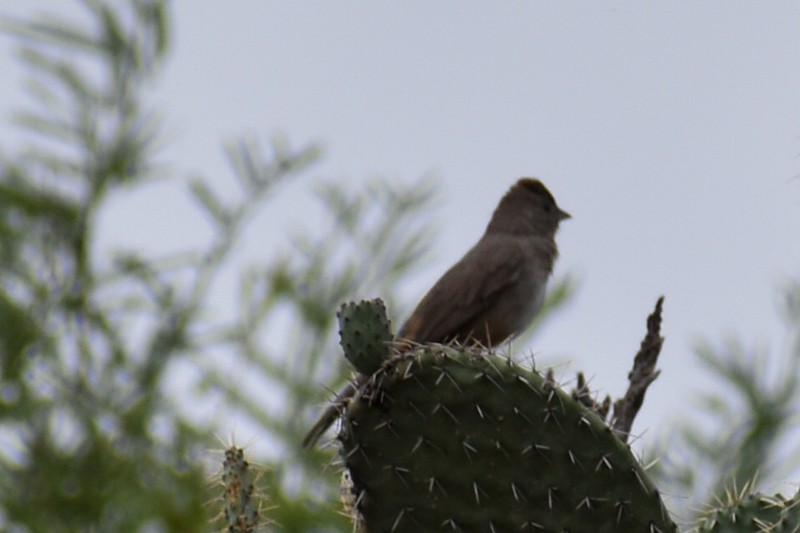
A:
0 1 443 531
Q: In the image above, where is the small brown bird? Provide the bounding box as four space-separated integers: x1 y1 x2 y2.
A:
302 178 570 448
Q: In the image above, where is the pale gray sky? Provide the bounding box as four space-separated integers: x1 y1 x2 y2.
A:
3 0 800 497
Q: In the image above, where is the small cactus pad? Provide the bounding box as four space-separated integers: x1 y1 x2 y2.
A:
337 299 393 375
221 447 260 533
694 489 800 533
339 346 677 532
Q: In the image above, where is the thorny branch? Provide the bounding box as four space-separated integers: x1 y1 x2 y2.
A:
612 296 665 443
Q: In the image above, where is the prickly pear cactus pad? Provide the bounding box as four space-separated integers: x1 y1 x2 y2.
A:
339 346 677 533
337 299 393 375
694 489 800 533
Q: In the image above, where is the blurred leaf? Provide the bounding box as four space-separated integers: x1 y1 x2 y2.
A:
0 290 40 381
189 178 231 227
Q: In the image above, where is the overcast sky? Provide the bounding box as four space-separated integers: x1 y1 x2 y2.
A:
3 1 800 498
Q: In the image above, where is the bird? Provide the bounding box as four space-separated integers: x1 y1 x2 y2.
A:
302 178 570 448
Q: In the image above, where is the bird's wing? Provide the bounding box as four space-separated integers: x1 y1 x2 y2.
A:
397 237 523 344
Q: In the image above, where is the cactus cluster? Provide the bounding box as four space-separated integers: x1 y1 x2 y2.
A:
693 486 800 533
306 298 800 532
328 299 674 531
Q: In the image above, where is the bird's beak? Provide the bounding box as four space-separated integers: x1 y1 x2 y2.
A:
558 208 571 221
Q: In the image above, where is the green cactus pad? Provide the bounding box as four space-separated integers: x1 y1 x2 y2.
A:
339 346 677 532
337 299 393 375
694 489 800 533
